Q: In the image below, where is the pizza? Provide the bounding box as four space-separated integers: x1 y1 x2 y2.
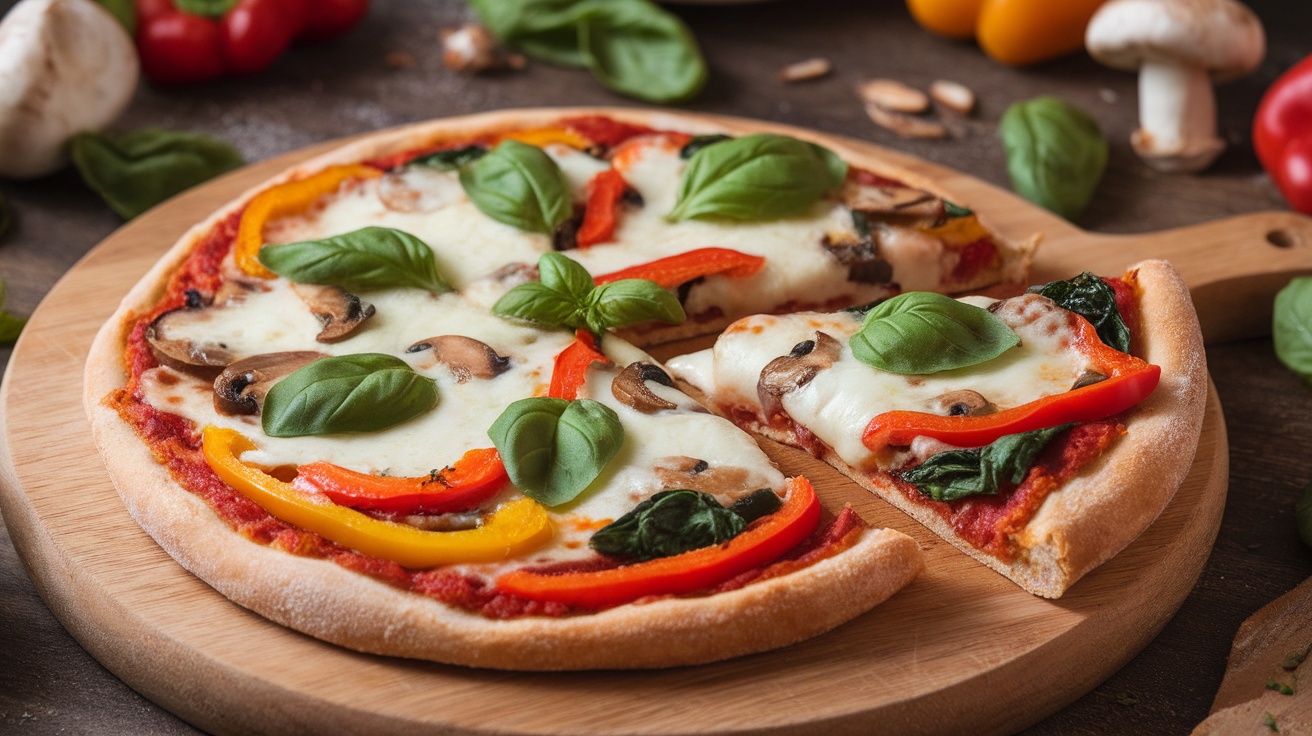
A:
82 109 1194 671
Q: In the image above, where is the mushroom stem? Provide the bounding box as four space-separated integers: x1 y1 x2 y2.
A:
1134 60 1225 172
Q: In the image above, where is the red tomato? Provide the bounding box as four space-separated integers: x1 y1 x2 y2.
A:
137 12 226 85
297 0 368 42
220 0 305 75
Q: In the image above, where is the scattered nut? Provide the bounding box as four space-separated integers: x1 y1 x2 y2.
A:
384 51 416 69
864 103 948 139
929 79 976 115
780 57 833 82
857 79 930 114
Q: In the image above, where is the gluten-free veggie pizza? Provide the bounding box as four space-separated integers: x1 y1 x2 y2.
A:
84 109 1205 670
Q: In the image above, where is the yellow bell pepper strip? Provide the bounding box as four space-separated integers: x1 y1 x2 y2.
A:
862 314 1159 452
201 426 553 567
292 448 509 515
592 247 766 289
905 0 1108 67
233 164 383 279
495 476 821 608
499 127 592 150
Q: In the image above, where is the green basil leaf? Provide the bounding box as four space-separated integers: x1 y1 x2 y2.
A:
410 145 488 171
258 226 451 294
1298 482 1312 552
71 129 244 220
538 251 596 302
728 488 782 524
488 397 623 507
1029 271 1130 353
262 354 438 437
459 139 572 234
1274 277 1312 385
576 0 707 104
93 0 136 32
173 0 238 16
583 278 685 336
850 292 1019 374
999 96 1107 221
679 134 732 160
901 424 1073 502
492 281 582 328
469 0 588 65
668 134 848 222
589 489 746 560
0 277 26 344
944 200 973 218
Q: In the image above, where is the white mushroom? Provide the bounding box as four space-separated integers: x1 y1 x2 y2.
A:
0 0 139 179
1085 0 1264 173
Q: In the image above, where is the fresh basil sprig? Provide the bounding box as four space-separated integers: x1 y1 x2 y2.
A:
589 487 781 560
258 226 451 294
901 424 1073 502
999 96 1107 221
493 252 684 337
70 129 244 220
262 354 438 437
459 140 572 234
1029 272 1130 353
410 145 488 171
849 292 1019 374
1274 277 1312 385
667 134 848 222
487 397 623 506
468 0 707 104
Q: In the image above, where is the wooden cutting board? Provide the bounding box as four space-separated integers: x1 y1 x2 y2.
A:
2 109 1308 735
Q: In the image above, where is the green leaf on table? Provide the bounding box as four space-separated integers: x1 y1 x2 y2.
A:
259 227 451 294
487 396 623 507
999 96 1107 221
262 354 438 437
849 291 1018 374
459 139 572 234
71 129 244 220
901 424 1073 502
1274 277 1312 385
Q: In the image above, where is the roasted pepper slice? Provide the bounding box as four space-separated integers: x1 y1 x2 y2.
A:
549 329 611 400
292 448 508 514
234 164 382 278
576 168 629 248
202 426 552 567
495 476 820 608
862 312 1160 452
592 247 766 289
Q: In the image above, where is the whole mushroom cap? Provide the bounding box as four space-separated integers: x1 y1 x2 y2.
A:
1086 0 1265 81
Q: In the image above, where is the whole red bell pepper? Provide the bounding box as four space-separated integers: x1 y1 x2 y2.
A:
292 448 509 514
135 0 369 85
1255 54 1312 215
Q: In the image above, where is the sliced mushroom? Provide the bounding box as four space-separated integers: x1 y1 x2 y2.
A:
406 335 510 382
145 307 236 375
930 389 995 417
839 179 944 220
211 274 269 306
757 332 842 420
1073 370 1108 390
653 456 756 496
213 351 327 415
612 361 678 414
822 213 894 285
291 284 375 343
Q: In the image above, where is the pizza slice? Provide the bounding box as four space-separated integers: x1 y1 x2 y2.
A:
666 260 1208 597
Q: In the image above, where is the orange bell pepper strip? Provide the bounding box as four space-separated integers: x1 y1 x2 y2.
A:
549 329 612 400
201 426 552 567
576 168 629 248
292 448 508 514
495 476 821 608
862 316 1160 452
592 248 766 289
234 164 383 279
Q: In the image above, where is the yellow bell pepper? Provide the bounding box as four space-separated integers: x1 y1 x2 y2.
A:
906 0 1108 67
233 164 383 279
201 426 553 568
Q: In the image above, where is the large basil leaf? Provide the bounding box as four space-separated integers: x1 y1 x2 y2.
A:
1274 277 1312 385
0 277 26 344
487 397 623 506
539 248 596 301
589 490 746 560
469 0 587 65
410 145 488 171
70 129 243 220
583 279 684 337
901 424 1073 502
1298 482 1312 551
262 354 438 437
258 227 451 294
667 134 848 222
849 292 1019 374
1029 271 1130 353
1000 97 1107 221
459 140 572 234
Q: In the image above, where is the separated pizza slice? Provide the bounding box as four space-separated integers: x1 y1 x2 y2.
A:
666 260 1207 597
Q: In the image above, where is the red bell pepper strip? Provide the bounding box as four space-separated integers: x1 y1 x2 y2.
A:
862 313 1160 452
576 169 629 248
549 329 611 400
495 476 821 608
1255 54 1312 215
292 448 508 514
592 248 766 289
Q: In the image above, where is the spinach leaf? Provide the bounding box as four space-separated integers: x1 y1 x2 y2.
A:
728 487 782 524
1029 271 1130 353
93 0 136 32
70 129 243 220
943 200 973 218
849 292 1019 374
410 145 487 171
589 490 746 560
1274 277 1312 385
262 354 438 437
487 397 623 507
901 424 1073 502
999 96 1107 220
459 140 572 234
1298 482 1312 552
173 0 238 15
258 226 451 294
0 277 26 344
679 134 732 160
668 134 848 222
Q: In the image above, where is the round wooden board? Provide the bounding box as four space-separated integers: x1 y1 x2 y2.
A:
0 113 1234 735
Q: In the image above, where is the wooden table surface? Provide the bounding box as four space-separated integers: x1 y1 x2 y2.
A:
1 0 1309 733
